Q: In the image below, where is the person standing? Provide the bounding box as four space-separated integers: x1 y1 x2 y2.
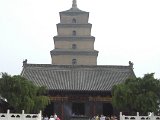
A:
95 115 99 120
49 115 55 120
100 115 106 120
43 116 49 120
54 113 57 120
56 116 60 120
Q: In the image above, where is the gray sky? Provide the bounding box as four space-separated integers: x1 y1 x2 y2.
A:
0 0 160 78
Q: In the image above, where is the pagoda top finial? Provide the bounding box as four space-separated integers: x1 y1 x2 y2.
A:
72 0 77 8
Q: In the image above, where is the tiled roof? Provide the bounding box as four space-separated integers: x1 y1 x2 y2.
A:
60 8 88 14
59 0 88 15
60 0 87 13
50 50 99 56
60 6 88 16
53 36 95 41
21 64 135 92
57 23 92 28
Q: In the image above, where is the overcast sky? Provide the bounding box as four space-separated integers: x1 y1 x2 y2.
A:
0 0 160 78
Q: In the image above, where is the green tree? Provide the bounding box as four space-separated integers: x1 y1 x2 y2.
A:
112 73 160 115
0 73 50 113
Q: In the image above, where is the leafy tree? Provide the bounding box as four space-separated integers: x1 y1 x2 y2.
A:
0 73 50 113
112 73 160 115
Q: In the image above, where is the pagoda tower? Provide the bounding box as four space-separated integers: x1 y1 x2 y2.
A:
50 0 99 65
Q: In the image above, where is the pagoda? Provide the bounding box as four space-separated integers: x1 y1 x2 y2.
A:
50 0 98 65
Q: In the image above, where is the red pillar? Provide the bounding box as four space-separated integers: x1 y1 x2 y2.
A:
61 101 64 120
93 101 96 116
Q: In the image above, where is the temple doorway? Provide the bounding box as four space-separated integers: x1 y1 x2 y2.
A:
72 103 85 116
43 101 54 117
103 103 113 116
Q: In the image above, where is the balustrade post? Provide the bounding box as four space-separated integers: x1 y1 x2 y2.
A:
38 110 42 120
22 110 25 120
150 112 156 120
136 112 140 120
120 112 123 120
6 109 10 120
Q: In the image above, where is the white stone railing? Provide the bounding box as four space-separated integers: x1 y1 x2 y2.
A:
120 112 160 120
0 109 42 120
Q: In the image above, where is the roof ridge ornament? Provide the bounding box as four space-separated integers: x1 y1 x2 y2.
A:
72 0 77 8
23 59 27 67
129 61 134 69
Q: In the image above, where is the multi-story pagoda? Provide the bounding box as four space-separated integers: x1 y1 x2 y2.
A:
21 1 135 120
50 0 98 65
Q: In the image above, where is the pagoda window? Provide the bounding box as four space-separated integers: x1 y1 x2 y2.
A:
72 44 77 49
72 30 76 36
72 18 76 23
72 59 77 65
